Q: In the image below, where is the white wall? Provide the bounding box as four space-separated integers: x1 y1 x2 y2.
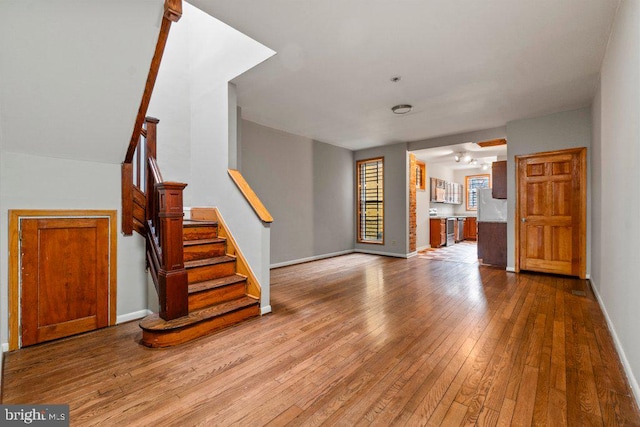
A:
0 152 148 345
416 181 429 250
591 0 640 402
148 3 276 311
354 143 409 257
240 120 354 266
505 108 592 271
148 15 193 205
0 0 163 164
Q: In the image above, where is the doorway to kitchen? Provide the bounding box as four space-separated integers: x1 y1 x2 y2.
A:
410 138 506 265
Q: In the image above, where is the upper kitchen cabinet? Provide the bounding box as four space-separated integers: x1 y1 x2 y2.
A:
492 161 507 199
430 177 462 204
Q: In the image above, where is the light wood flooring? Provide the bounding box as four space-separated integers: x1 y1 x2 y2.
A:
2 253 639 426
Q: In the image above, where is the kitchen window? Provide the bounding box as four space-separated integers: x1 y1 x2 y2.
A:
465 174 490 210
357 157 384 244
416 161 426 190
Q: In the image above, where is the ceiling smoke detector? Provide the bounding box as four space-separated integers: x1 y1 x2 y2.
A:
391 104 412 114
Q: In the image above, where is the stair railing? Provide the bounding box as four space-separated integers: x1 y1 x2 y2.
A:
145 156 189 321
123 117 188 321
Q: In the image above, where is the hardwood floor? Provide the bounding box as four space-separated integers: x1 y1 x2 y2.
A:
3 253 639 426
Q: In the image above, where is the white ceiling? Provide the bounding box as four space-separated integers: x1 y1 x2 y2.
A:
189 0 619 151
414 142 507 171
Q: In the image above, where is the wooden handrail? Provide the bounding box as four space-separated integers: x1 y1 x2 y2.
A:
227 169 273 223
124 0 182 163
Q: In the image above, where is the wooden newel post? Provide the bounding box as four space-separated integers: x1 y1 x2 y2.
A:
156 181 188 320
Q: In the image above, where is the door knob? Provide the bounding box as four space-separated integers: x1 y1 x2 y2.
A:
521 218 527 222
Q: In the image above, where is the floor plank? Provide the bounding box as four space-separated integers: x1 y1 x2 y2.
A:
2 253 639 426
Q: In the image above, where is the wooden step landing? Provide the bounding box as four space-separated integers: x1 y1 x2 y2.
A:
140 296 260 348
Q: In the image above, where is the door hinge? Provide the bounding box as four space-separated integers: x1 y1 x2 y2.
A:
18 229 22 241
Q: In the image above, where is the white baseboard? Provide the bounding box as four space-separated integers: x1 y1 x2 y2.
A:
354 249 410 258
506 266 516 272
589 278 640 408
407 251 418 258
2 342 8 352
260 305 272 315
270 249 355 269
116 309 152 324
417 245 430 252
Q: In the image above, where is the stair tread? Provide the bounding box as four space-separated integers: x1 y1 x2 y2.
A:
140 296 259 331
183 237 225 247
183 219 218 227
188 274 247 294
185 255 235 269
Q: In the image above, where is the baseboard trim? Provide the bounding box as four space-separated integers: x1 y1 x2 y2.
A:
417 245 430 252
407 251 418 258
354 249 409 258
260 305 272 315
2 342 8 353
589 278 640 408
506 266 516 272
117 309 152 324
270 250 355 269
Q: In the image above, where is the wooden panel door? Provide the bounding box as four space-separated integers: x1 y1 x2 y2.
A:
517 147 586 278
20 218 110 346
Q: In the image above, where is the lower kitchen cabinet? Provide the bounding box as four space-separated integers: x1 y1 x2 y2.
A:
464 217 477 241
429 218 446 248
477 222 507 267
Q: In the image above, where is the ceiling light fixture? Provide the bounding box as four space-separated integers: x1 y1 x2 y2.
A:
391 104 412 114
454 152 463 162
463 153 472 163
481 163 489 171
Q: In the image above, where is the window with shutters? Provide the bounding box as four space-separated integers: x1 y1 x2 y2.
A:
357 157 384 244
465 174 490 210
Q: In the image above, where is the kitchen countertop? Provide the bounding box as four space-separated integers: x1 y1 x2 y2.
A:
429 215 477 219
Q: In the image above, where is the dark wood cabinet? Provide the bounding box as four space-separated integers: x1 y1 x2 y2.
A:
464 217 477 241
477 222 507 267
492 160 507 199
429 218 446 248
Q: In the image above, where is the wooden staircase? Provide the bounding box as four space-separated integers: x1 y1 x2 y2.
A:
140 219 260 347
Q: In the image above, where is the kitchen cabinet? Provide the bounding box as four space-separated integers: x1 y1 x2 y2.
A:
429 218 446 248
464 217 477 241
430 178 462 204
477 222 507 267
492 161 507 199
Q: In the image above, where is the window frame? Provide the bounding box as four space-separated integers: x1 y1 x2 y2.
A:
356 157 384 245
465 174 491 211
415 161 426 191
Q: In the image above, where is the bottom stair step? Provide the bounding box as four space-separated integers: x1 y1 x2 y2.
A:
140 296 260 348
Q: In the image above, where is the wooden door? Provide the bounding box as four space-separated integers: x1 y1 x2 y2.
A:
20 217 110 346
516 147 586 278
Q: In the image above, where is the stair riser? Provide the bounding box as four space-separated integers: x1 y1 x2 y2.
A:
184 243 226 262
187 262 236 283
141 305 260 348
183 226 218 241
189 282 247 311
